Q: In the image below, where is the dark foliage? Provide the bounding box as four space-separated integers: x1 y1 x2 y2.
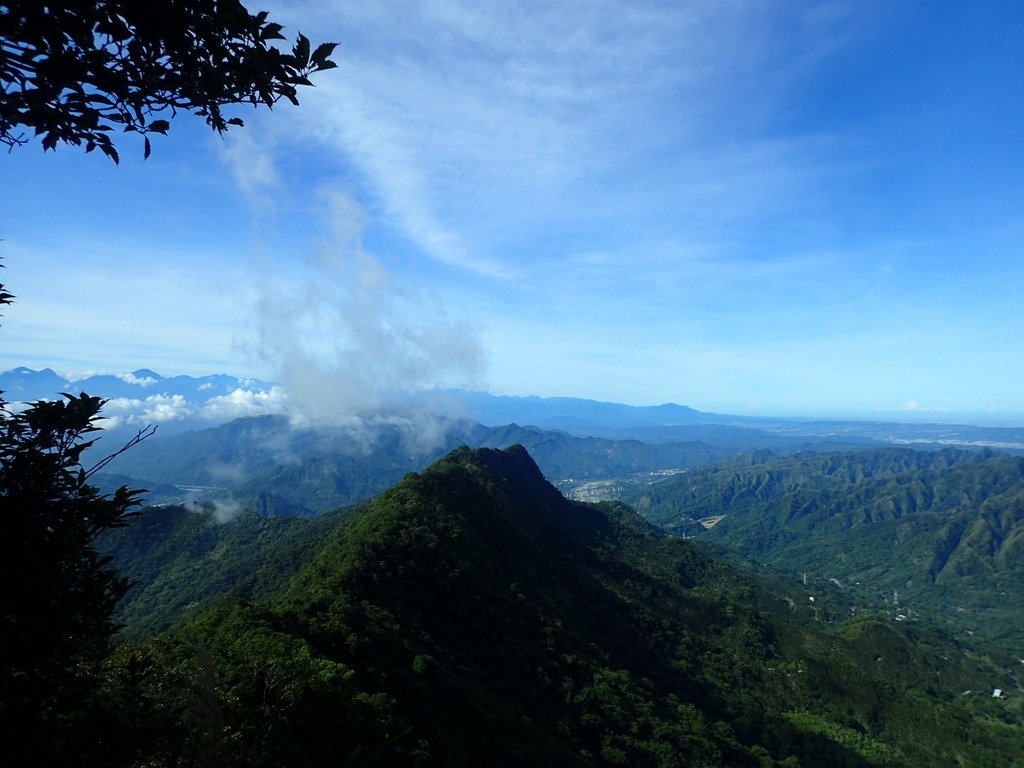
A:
0 0 337 160
0 390 146 761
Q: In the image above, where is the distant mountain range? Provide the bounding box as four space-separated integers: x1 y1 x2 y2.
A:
5 366 1024 451
0 366 275 403
0 367 282 435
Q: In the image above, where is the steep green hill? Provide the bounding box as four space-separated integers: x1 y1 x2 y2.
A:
629 448 1024 649
105 446 1023 767
98 503 354 638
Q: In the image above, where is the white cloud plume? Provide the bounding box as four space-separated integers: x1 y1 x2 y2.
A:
219 130 280 207
115 372 159 387
184 497 246 524
249 187 484 426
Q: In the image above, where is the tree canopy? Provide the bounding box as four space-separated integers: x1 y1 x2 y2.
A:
0 269 149 759
0 4 339 758
0 0 337 161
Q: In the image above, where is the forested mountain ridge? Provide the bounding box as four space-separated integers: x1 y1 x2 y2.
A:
97 415 729 514
101 445 1023 767
629 448 1024 649
97 503 356 639
630 447 986 524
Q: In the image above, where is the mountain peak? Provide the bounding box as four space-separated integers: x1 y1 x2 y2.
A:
430 443 567 511
130 368 164 381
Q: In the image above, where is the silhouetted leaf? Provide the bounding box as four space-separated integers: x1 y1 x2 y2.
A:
294 33 311 67
1 4 338 159
312 42 339 68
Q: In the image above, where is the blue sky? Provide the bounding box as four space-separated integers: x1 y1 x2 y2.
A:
2 0 1022 420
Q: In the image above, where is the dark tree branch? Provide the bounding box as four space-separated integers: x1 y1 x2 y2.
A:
85 422 158 479
0 1 338 160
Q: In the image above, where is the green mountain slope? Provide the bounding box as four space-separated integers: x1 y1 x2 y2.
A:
629 448 1024 648
98 503 355 638
108 446 1023 767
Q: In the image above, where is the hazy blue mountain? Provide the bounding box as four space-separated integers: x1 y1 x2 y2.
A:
96 415 732 515
0 366 69 398
7 367 1023 451
432 390 1024 450
0 366 274 403
424 389 715 426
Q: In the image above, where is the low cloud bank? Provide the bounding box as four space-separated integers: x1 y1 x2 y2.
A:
100 386 291 429
5 365 472 459
102 394 194 428
184 497 245 524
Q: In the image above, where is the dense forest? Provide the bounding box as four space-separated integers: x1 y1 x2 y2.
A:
629 448 1024 651
43 444 1014 767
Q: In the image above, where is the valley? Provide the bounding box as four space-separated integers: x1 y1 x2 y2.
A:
4 368 1024 766
97 445 1024 767
6 4 1020 765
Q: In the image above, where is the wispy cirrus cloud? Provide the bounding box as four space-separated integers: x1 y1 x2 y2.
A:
282 0 873 280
